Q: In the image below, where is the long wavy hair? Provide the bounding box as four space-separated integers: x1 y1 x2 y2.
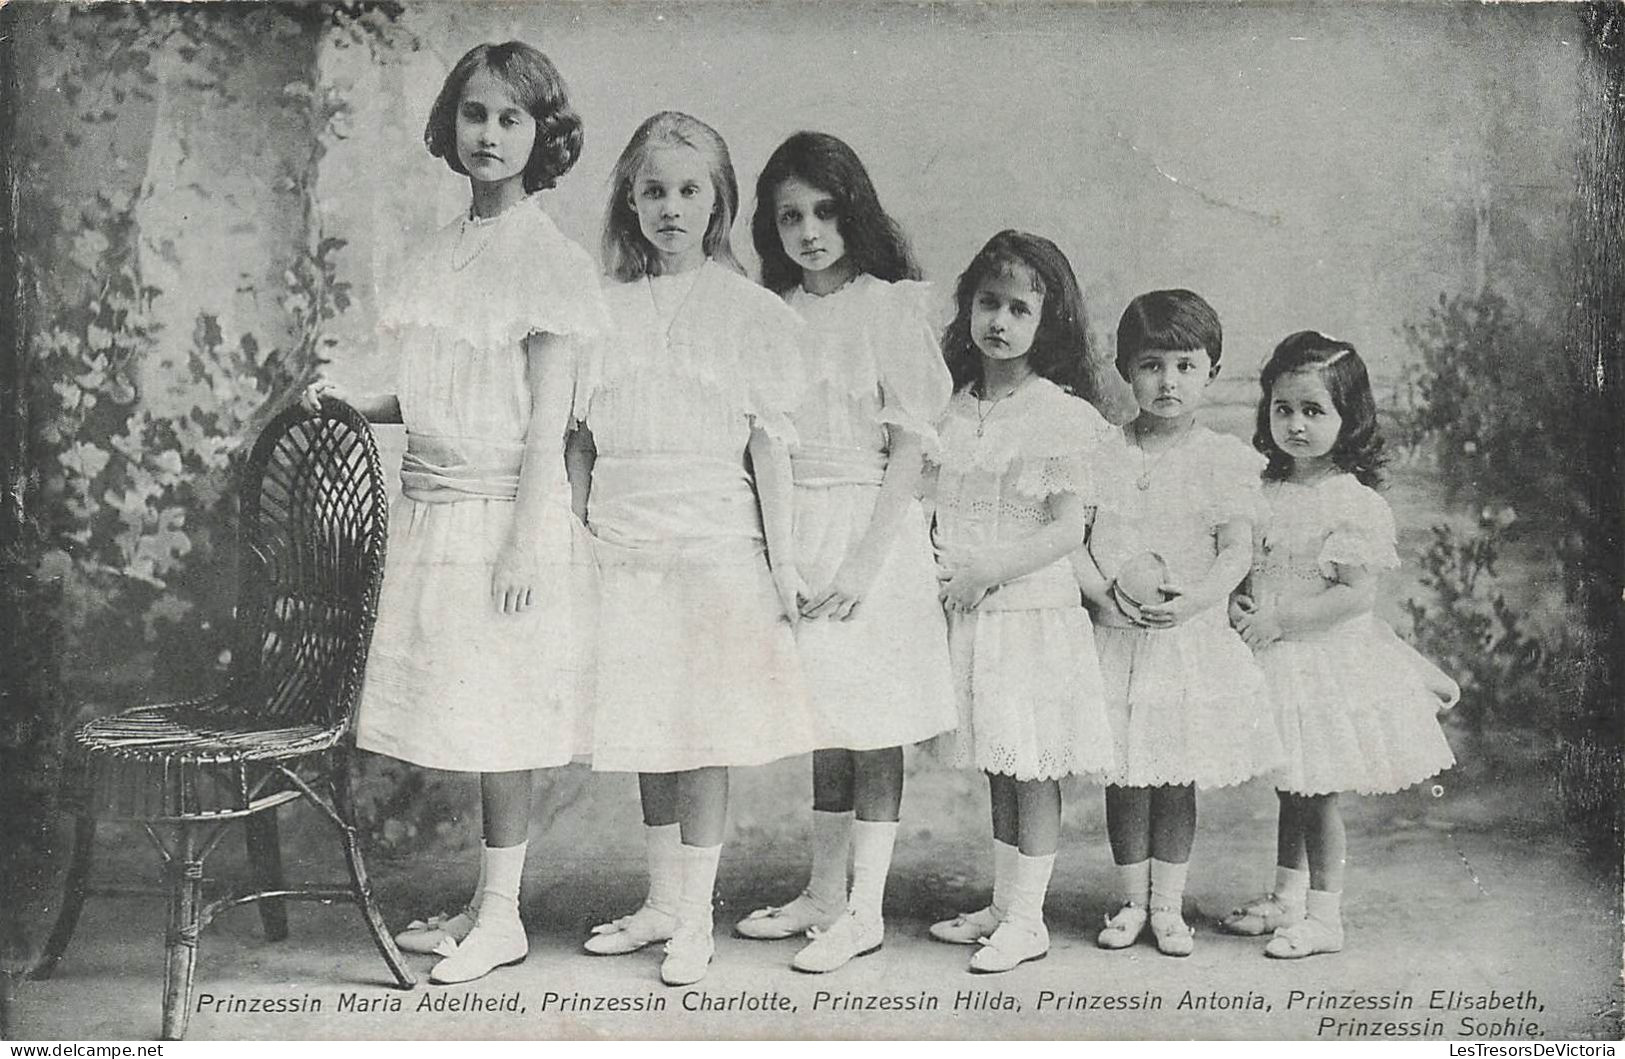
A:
750 131 919 293
424 41 582 193
1254 330 1387 487
601 111 742 282
942 230 1101 404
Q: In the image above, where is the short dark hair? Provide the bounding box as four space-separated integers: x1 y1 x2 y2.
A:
424 41 582 194
1115 289 1223 378
1254 330 1387 487
942 230 1102 405
750 131 919 293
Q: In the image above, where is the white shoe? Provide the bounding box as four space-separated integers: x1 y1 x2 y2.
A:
791 910 883 973
735 891 842 940
968 918 1048 974
583 904 677 955
395 907 475 955
928 905 1003 945
1096 902 1148 950
428 917 527 984
660 927 715 986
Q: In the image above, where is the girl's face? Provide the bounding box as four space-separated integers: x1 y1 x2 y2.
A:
1269 368 1343 466
633 145 716 273
774 176 849 281
970 264 1044 364
455 67 536 193
1126 347 1215 422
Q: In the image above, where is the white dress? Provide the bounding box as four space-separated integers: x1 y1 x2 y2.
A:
785 276 958 750
1250 475 1457 795
1089 427 1283 788
929 378 1119 781
356 195 608 772
581 261 817 773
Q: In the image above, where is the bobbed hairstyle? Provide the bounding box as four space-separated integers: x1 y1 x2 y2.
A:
424 41 582 193
942 230 1101 404
1115 289 1223 379
1254 330 1387 487
750 131 920 293
601 111 742 282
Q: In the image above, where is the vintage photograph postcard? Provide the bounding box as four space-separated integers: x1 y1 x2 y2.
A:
1 0 1620 1043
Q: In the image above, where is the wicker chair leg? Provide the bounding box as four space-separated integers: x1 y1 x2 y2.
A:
244 812 289 942
331 763 414 989
160 827 204 1041
30 813 96 982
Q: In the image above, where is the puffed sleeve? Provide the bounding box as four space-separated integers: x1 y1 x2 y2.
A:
874 280 953 459
1201 434 1268 528
1317 477 1401 574
738 285 808 447
1011 389 1123 507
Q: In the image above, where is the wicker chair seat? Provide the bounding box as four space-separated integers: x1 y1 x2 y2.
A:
72 701 344 820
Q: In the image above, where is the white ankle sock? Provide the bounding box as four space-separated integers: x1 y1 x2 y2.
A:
477 841 527 923
807 809 853 909
990 839 1019 917
848 819 898 921
1275 865 1310 908
1305 888 1342 923
1117 858 1151 907
1150 858 1188 913
645 823 682 915
1006 852 1055 928
467 853 488 913
676 843 723 935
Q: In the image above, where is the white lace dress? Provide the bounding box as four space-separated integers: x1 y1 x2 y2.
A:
1089 427 1282 788
580 261 817 772
1251 475 1457 794
785 276 958 750
356 195 608 772
928 378 1119 780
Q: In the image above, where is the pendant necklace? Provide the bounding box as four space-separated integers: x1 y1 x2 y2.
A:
450 212 503 272
1132 418 1196 490
975 374 1031 438
647 264 706 349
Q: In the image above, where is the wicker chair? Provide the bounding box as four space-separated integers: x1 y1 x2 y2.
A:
29 398 414 1039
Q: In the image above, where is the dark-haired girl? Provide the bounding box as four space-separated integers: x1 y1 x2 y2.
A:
1223 332 1456 959
303 41 608 984
924 231 1120 973
732 132 956 973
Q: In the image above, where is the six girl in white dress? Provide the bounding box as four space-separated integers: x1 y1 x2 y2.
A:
318 38 1458 989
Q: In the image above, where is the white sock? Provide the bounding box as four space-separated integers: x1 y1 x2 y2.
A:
1117 858 1151 907
990 838 1019 917
1150 858 1188 914
1006 852 1055 928
467 853 488 913
1275 864 1310 909
848 820 898 922
477 841 527 924
1305 888 1342 924
676 843 723 935
645 823 682 915
807 809 853 910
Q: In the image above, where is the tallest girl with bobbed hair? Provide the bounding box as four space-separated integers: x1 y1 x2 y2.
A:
303 40 609 985
731 132 956 973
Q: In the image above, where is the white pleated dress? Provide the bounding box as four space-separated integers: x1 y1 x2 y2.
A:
1089 427 1283 789
356 195 608 772
785 276 958 751
1251 475 1456 795
929 378 1120 781
581 262 817 773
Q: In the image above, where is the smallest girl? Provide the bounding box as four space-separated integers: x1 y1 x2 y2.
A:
926 231 1119 973
1076 289 1281 958
1225 331 1456 958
